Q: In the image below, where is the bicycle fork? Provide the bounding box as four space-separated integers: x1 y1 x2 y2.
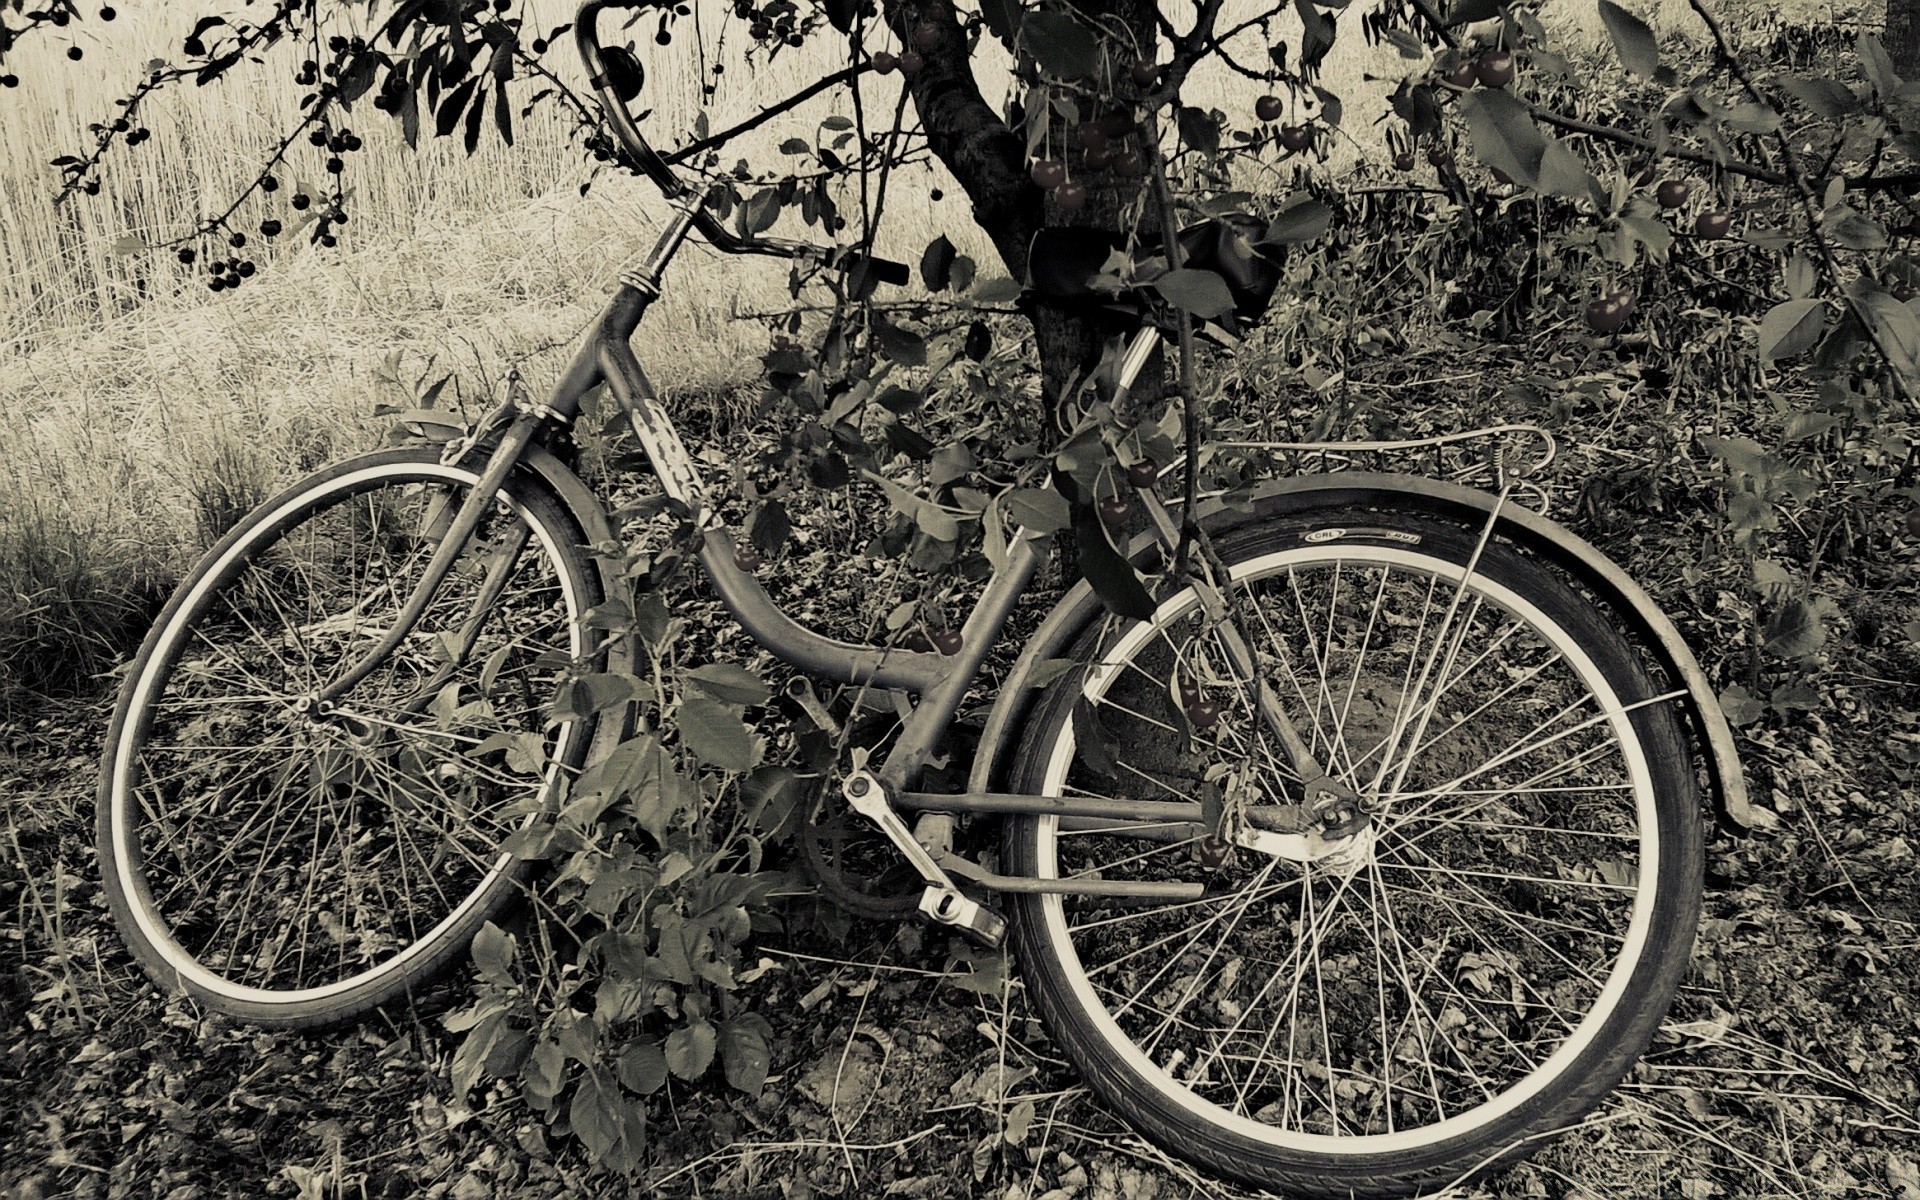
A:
309 411 547 710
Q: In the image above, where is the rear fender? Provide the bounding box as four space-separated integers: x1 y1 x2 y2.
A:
966 472 1752 831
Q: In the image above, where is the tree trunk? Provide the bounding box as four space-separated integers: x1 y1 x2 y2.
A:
885 1 1163 421
1891 0 1920 77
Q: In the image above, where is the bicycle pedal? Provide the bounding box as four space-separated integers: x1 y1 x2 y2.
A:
918 886 1006 949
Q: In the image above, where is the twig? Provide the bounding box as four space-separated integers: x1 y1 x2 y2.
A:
662 66 865 166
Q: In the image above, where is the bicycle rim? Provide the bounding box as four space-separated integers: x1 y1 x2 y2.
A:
1009 525 1689 1162
104 458 596 1010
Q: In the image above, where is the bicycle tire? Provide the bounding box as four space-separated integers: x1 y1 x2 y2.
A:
1004 506 1702 1198
98 447 607 1028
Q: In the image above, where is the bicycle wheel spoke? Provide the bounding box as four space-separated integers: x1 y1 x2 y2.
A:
1012 520 1690 1175
104 460 596 1003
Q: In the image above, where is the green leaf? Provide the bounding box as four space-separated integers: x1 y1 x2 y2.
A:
450 1009 505 1095
920 234 957 292
980 0 1021 47
1176 105 1220 155
1154 269 1236 318
569 1069 645 1172
746 498 790 556
1756 298 1825 362
685 662 771 706
1858 31 1901 95
872 312 927 366
471 921 517 989
679 697 755 772
718 1014 774 1093
1779 75 1857 118
666 1019 718 1080
874 474 960 541
1718 684 1766 727
1021 11 1100 79
1460 90 1544 188
618 1040 669 1095
1597 0 1659 77
1073 505 1156 620
1763 597 1827 659
1294 0 1336 65
824 0 858 33
1845 278 1920 383
551 671 643 723
1824 206 1887 251
1261 197 1333 244
1004 487 1071 533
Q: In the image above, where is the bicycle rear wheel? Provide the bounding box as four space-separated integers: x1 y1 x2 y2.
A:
98 448 606 1028
1004 507 1702 1198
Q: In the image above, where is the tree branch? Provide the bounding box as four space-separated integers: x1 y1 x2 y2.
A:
662 65 866 166
1688 0 1913 397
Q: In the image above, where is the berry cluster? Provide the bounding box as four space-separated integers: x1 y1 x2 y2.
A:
734 0 806 48
1027 107 1149 212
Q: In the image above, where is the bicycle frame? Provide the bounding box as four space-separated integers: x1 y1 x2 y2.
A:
313 0 1750 945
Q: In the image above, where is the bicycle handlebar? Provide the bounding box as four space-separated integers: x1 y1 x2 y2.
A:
573 0 909 287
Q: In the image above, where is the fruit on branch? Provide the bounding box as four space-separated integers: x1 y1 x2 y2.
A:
1255 95 1285 122
902 629 935 653
1096 112 1134 138
1427 143 1452 167
932 629 964 655
1442 62 1477 88
872 50 898 73
1125 459 1159 488
1584 289 1636 333
1196 836 1232 868
899 49 924 76
1186 698 1221 731
1656 179 1690 208
1694 211 1731 239
1279 125 1312 152
733 543 762 571
1111 150 1143 177
1096 496 1132 526
1030 158 1066 189
1393 151 1416 171
1895 283 1917 302
1130 58 1160 87
1474 49 1515 88
1176 677 1202 706
913 20 940 50
1053 180 1087 210
1077 121 1110 153
1083 147 1113 171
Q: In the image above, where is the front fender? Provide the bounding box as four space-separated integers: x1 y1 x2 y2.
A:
518 446 637 768
966 472 1752 831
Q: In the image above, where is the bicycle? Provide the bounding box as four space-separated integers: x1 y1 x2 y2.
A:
95 3 1754 1195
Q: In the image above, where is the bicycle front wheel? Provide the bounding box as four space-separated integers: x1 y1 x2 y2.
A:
98 448 606 1028
1005 508 1702 1198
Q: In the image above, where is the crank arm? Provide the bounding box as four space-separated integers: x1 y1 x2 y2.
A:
841 771 1006 947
